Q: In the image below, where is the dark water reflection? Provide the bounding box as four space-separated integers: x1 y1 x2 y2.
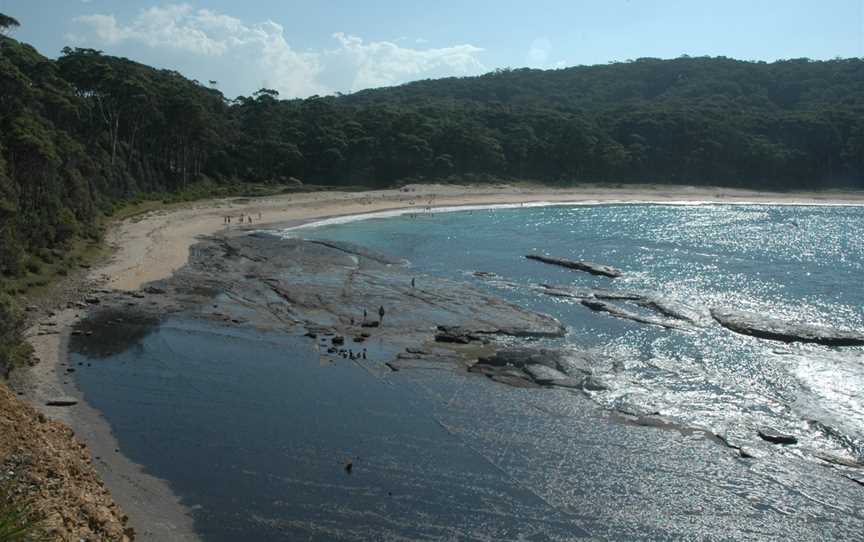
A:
71 204 864 540
73 316 863 540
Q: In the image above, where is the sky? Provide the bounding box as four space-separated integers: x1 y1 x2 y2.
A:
2 1 863 99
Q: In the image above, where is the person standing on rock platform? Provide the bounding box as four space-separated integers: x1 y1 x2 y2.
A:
378 305 385 325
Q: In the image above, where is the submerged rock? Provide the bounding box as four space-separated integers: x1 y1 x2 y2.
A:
581 375 610 391
711 308 864 346
757 427 798 445
539 285 703 325
581 299 688 330
526 254 623 278
472 347 614 390
45 397 78 407
523 363 571 384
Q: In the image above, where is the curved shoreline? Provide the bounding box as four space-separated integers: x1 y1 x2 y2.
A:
16 182 864 540
282 197 864 233
92 183 864 292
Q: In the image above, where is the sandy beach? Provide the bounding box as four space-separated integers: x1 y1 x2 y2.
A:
17 182 864 540
93 183 864 292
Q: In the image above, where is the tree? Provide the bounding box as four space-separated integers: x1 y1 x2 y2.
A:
0 13 20 36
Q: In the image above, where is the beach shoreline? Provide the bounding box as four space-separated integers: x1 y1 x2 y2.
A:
93 182 864 292
15 181 864 540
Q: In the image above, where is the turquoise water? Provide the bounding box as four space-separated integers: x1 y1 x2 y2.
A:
304 204 864 456
72 204 864 540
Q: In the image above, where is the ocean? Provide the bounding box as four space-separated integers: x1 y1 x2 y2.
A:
72 204 864 540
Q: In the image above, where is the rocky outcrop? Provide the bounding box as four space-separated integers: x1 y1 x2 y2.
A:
525 254 623 278
538 285 703 327
469 347 613 391
581 299 688 330
435 326 484 344
711 308 864 346
434 320 566 343
183 235 566 357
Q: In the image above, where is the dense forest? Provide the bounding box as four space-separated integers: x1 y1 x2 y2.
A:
1 12 864 370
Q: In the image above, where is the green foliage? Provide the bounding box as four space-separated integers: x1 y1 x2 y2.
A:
0 32 863 290
0 483 40 542
0 293 25 376
0 13 19 36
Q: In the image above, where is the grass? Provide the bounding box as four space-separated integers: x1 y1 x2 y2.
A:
0 485 40 542
1 236 108 298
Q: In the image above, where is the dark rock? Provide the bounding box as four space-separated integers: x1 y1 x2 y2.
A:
477 347 563 369
633 298 701 324
581 375 609 391
397 352 423 360
361 321 380 328
523 364 570 385
46 398 78 407
143 286 166 295
332 336 345 345
813 452 864 469
540 285 702 325
581 299 687 330
738 448 757 459
304 332 318 338
435 326 482 344
85 296 100 304
711 308 864 346
490 373 539 388
757 428 798 445
526 254 622 278
473 347 615 390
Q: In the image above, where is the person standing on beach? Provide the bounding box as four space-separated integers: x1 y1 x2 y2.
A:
378 305 385 325
411 278 415 288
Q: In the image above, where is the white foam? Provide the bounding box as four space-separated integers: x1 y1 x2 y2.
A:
276 199 864 236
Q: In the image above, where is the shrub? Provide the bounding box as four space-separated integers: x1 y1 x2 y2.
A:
0 483 40 542
23 259 40 275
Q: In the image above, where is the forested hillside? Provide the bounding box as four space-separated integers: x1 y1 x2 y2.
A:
1 13 864 370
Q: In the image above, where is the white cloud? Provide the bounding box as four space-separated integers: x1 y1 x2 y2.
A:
74 5 232 56
69 3 486 98
527 37 552 66
326 33 485 91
